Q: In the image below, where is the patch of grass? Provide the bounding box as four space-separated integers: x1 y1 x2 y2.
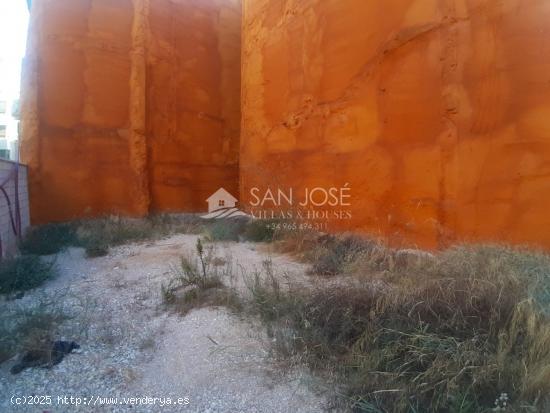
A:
84 242 109 258
243 219 279 242
308 234 377 276
79 214 206 257
20 215 206 259
241 244 550 412
148 213 205 235
271 226 321 259
430 245 550 312
204 218 287 243
0 255 57 296
167 286 242 316
77 216 153 252
204 218 248 242
19 223 78 255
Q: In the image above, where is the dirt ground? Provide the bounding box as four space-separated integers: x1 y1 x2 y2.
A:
0 235 327 412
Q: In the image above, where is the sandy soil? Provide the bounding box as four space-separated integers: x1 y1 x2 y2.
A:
0 235 327 412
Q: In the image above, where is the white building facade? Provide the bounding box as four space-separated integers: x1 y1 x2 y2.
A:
0 0 29 162
0 86 20 161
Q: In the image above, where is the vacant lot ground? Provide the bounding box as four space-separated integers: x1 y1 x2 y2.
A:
3 218 549 412
0 235 326 412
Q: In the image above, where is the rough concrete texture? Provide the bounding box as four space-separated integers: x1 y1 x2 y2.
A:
147 0 241 212
240 0 550 250
20 0 241 223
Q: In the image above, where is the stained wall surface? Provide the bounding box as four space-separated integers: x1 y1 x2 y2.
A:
240 0 550 250
20 0 241 223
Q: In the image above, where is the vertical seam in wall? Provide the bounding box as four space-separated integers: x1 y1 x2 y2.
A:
129 0 151 216
438 0 461 248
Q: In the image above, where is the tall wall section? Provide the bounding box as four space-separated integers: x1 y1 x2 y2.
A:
240 0 550 250
20 0 241 223
147 0 241 212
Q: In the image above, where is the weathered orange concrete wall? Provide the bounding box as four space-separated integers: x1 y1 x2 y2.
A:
147 0 241 212
240 0 550 250
20 0 139 223
20 0 241 223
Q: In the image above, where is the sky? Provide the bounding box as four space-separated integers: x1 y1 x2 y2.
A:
0 0 29 99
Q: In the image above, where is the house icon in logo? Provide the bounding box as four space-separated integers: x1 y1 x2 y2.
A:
206 188 238 213
201 188 251 220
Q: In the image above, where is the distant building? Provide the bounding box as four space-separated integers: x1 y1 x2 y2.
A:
0 90 20 161
0 136 9 160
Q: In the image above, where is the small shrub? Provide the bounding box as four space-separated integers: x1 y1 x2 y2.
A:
161 239 240 315
244 262 286 322
0 255 56 295
20 223 78 255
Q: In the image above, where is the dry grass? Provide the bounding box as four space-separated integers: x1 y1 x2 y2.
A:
25 216 547 411
307 234 379 276
78 214 205 256
271 227 323 258
20 217 292 261
240 243 550 412
242 219 280 242
204 218 248 242
18 214 205 258
204 218 288 243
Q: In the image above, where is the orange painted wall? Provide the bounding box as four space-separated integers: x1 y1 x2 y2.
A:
20 0 241 223
20 0 138 223
147 0 241 213
240 0 550 250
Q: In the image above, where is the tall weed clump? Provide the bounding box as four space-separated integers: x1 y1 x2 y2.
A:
161 239 240 315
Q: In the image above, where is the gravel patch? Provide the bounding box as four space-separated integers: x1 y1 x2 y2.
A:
0 235 326 412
